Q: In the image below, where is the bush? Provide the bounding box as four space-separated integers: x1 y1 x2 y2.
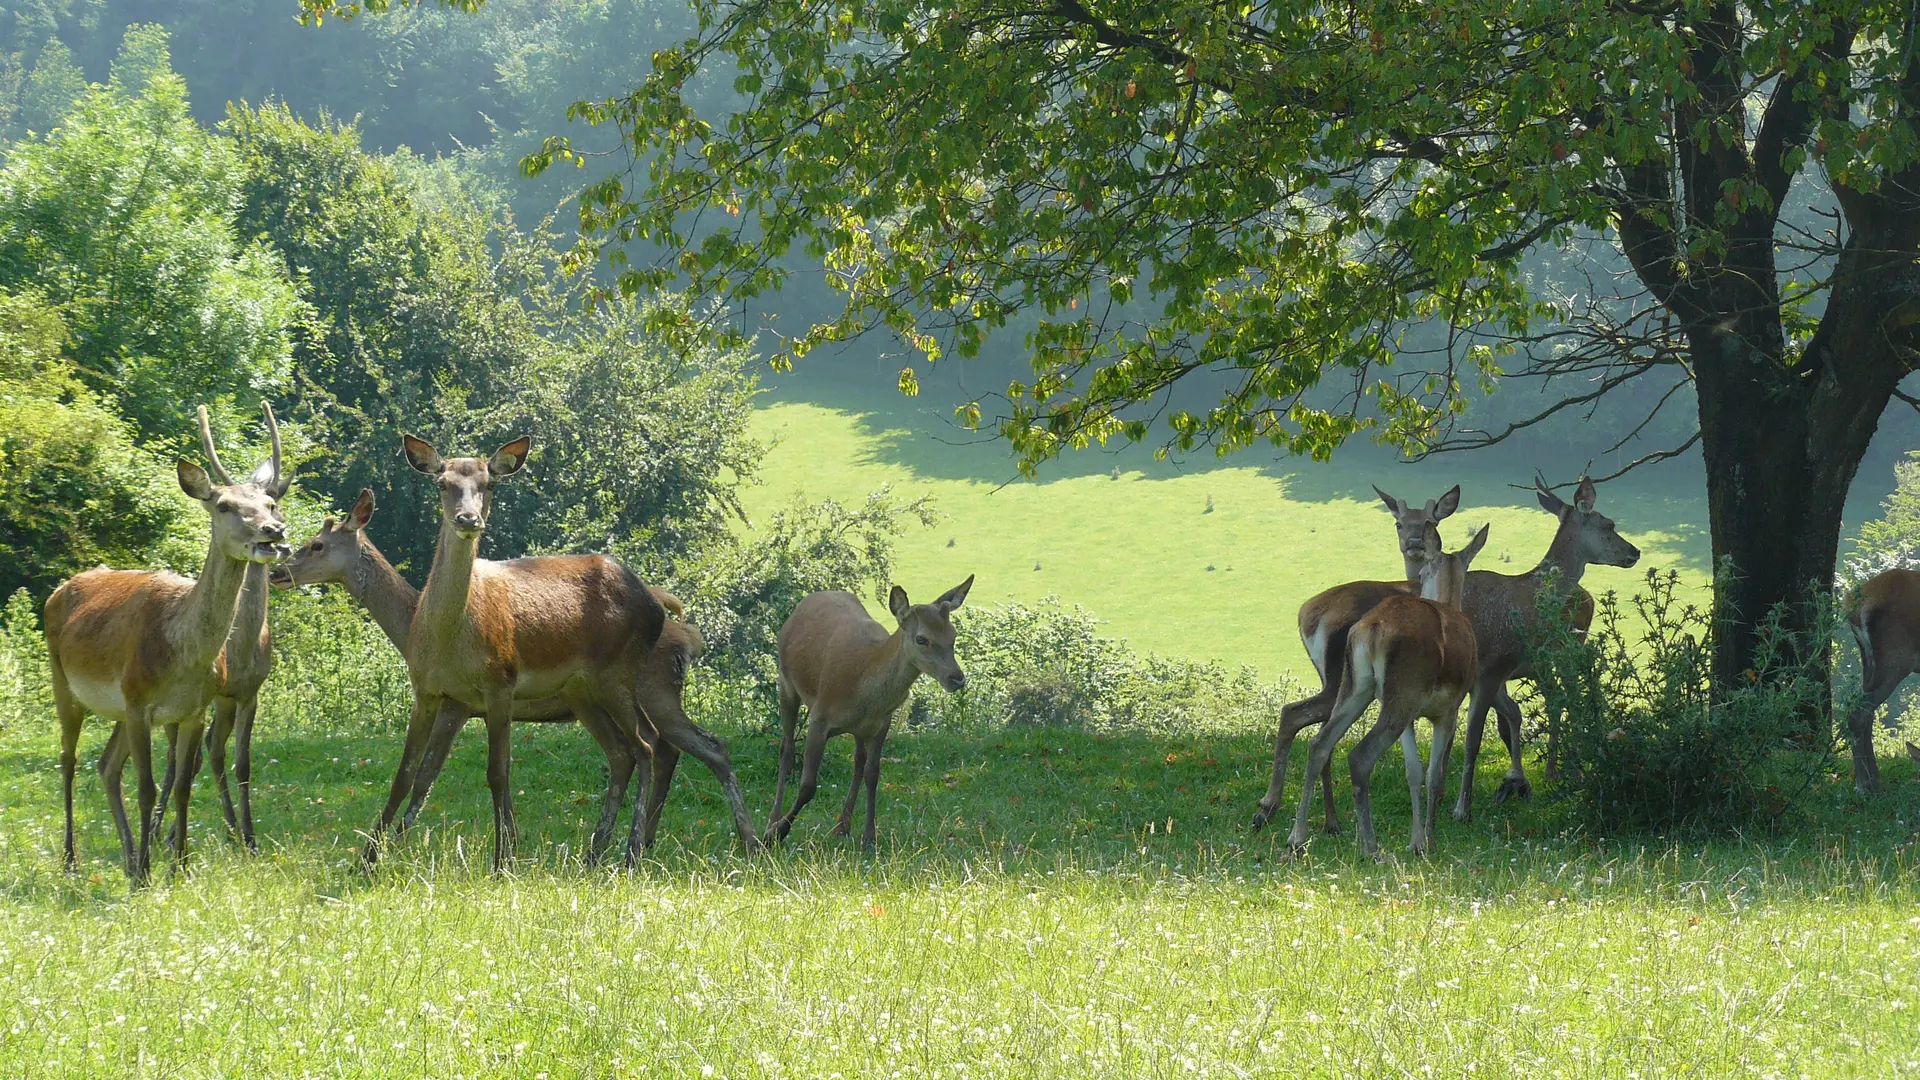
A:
0 588 50 732
260 588 413 734
1527 568 1838 834
910 597 1300 736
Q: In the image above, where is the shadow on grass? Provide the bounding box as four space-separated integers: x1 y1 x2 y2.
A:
8 718 1919 904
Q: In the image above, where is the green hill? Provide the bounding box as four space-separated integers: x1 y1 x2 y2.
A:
739 384 1718 679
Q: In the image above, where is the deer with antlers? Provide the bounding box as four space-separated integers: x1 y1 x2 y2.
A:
273 488 755 852
765 576 974 850
46 403 291 881
1286 525 1490 859
1449 475 1640 821
368 435 668 870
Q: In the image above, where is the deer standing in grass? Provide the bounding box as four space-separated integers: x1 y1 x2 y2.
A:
125 403 290 853
1450 475 1640 822
45 403 290 881
1287 525 1489 859
274 489 755 850
374 435 668 870
1253 484 1497 834
1842 569 1920 792
765 576 974 850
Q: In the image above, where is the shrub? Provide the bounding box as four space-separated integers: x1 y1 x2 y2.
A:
0 587 50 732
260 588 413 733
1527 568 1839 835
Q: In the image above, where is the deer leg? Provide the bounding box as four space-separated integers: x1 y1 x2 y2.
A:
367 694 443 867
1252 692 1331 832
153 722 179 843
483 690 517 872
1490 684 1532 805
1286 678 1375 854
52 659 84 871
833 739 868 837
1424 708 1460 852
771 721 832 844
1848 670 1905 794
128 714 158 885
167 715 207 870
402 700 473 834
207 697 240 839
643 687 756 850
232 698 259 852
766 678 802 838
860 724 889 853
1341 702 1403 861
1451 680 1499 822
571 701 635 867
641 743 682 851
98 723 136 874
576 679 654 868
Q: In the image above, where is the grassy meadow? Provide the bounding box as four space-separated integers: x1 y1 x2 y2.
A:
3 387 1920 1078
743 382 1719 679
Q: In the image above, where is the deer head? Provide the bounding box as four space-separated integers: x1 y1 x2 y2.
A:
403 434 530 540
183 402 289 565
273 488 376 589
1535 474 1640 568
888 575 974 692
1418 523 1490 607
1373 483 1459 567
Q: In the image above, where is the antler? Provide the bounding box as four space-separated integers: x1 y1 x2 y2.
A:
196 405 235 486
262 400 282 490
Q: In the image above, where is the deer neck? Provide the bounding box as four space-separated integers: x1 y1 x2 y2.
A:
227 562 271 647
179 540 252 665
1401 551 1427 585
350 540 420 653
1532 516 1590 589
418 518 481 638
865 629 924 713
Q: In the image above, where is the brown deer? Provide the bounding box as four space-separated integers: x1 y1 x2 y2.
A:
273 489 755 851
1252 484 1466 834
124 404 289 853
765 576 974 850
375 435 668 870
46 403 290 881
1286 525 1489 859
1450 475 1640 821
1842 569 1920 792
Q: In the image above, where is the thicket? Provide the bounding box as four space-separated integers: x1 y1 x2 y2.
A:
1525 568 1843 835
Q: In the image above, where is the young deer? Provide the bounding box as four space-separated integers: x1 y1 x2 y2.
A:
765 576 974 850
273 489 755 851
376 435 667 870
46 403 290 881
1252 484 1473 834
1843 569 1920 792
124 403 290 853
1287 525 1490 859
1450 475 1639 822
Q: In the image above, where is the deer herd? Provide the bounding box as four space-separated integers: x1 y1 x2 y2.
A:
39 403 1920 883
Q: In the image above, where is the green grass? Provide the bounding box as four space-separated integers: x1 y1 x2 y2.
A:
6 388 1919 1078
3 711 1919 1078
742 389 1716 679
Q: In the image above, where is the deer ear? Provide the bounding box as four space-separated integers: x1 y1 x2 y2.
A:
1574 476 1597 512
888 585 911 622
177 460 215 502
1428 484 1461 520
935 573 975 613
347 488 376 531
490 436 531 478
1372 485 1402 515
1458 523 1490 566
1536 481 1567 516
402 435 443 474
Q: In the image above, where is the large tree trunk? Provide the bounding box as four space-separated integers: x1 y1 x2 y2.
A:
1691 297 1904 715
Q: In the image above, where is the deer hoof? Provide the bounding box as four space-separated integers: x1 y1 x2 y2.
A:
1249 807 1272 832
1322 817 1342 835
829 821 850 838
1493 777 1532 804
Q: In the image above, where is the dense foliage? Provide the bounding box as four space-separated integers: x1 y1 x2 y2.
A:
1527 569 1840 834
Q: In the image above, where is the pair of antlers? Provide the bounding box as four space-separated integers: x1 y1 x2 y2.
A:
195 401 283 490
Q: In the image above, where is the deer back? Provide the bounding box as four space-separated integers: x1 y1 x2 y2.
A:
1853 568 1920 685
1350 594 1479 706
1297 578 1418 683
